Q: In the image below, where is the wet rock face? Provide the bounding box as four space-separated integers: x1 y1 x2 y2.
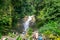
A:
14 18 24 33
23 15 36 29
15 15 35 33
23 15 35 23
23 15 35 25
23 16 28 22
30 15 35 26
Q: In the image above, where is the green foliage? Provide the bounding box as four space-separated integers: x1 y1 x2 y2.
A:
0 0 12 34
0 33 2 39
16 36 22 40
39 21 60 35
5 38 8 40
28 28 33 36
8 32 16 38
35 0 60 28
0 0 60 37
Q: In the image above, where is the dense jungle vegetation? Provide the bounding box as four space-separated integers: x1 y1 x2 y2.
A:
0 0 60 40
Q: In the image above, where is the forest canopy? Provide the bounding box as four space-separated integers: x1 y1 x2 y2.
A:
0 0 60 36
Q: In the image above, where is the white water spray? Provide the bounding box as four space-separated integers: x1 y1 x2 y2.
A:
23 16 33 32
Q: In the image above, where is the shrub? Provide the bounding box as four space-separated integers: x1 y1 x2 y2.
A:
0 33 2 39
16 36 22 40
39 21 60 36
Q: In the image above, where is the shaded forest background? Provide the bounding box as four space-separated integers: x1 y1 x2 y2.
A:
0 0 60 36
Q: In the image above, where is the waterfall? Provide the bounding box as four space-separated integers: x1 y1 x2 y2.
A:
23 16 33 32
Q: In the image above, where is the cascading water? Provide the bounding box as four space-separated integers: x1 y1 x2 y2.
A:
23 16 33 32
21 15 35 39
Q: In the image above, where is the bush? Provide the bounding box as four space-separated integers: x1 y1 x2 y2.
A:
39 21 60 36
8 32 16 38
0 33 2 39
28 28 33 36
16 36 22 40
